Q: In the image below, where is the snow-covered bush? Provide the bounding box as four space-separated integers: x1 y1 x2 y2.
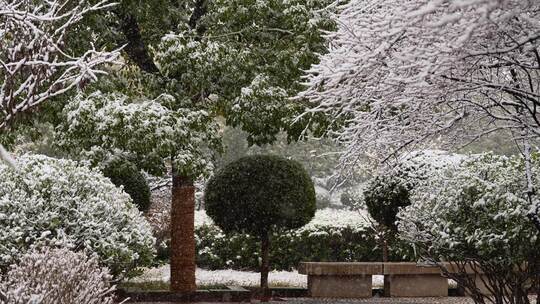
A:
0 247 116 304
0 154 155 277
398 153 540 303
364 175 411 231
190 209 412 271
362 150 466 261
340 186 364 211
364 150 466 228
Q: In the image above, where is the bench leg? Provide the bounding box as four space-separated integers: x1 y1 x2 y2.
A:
386 274 448 297
308 275 373 298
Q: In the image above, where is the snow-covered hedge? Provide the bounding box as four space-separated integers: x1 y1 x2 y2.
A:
399 153 539 261
175 209 412 270
398 153 540 300
0 155 155 277
0 248 116 304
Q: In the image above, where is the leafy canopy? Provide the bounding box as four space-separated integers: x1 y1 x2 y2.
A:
42 0 337 179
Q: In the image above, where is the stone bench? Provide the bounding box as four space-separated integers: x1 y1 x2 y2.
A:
384 262 448 297
385 262 499 297
298 262 383 298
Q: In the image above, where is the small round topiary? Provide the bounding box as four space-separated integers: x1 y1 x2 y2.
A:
364 175 411 230
102 159 151 212
204 155 316 291
205 155 316 236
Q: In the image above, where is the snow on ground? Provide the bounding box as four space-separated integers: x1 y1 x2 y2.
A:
129 264 385 288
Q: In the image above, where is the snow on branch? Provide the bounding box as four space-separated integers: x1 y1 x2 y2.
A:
0 0 121 131
298 0 540 169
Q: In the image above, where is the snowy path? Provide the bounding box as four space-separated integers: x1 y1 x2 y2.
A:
130 296 536 304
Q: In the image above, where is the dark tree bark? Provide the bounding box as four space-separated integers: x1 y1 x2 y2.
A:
260 232 271 300
114 10 160 74
188 0 207 36
170 173 197 292
381 229 390 297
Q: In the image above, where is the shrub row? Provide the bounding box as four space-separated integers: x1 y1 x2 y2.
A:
158 209 413 271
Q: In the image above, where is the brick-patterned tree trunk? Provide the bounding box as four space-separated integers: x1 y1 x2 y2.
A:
170 172 197 292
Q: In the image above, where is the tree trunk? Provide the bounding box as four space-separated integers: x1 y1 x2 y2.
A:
382 235 389 263
382 228 390 297
260 232 271 300
170 172 197 292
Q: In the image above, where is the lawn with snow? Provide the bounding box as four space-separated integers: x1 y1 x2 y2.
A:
129 265 385 288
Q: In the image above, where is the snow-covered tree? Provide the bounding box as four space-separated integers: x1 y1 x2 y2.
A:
46 0 337 291
0 0 120 159
0 247 116 304
0 154 155 277
298 0 540 229
56 91 220 177
398 153 540 304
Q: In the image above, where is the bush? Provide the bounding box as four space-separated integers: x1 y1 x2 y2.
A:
0 154 155 277
205 155 316 235
398 153 540 304
315 185 332 209
102 158 151 211
0 247 115 304
363 150 466 262
364 150 465 230
204 155 316 289
193 209 412 271
364 175 411 230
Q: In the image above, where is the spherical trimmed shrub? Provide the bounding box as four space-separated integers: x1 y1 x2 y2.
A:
0 247 115 304
102 158 151 211
364 175 411 230
204 155 316 289
205 155 316 235
0 154 155 278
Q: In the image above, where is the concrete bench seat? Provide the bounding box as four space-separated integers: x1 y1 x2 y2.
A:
384 262 448 297
299 261 503 298
386 262 497 297
298 262 383 298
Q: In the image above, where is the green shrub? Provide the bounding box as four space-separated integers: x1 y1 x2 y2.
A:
191 209 412 271
102 159 151 211
364 175 411 230
204 155 316 288
205 155 316 235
